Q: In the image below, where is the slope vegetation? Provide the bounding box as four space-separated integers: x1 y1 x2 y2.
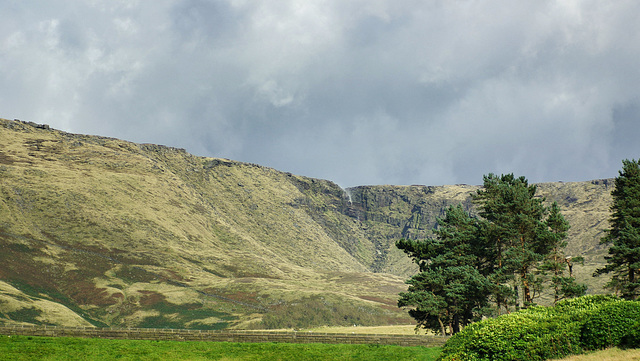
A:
0 118 613 328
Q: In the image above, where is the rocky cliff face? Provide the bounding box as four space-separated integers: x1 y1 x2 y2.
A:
344 185 477 274
339 181 612 292
0 118 613 329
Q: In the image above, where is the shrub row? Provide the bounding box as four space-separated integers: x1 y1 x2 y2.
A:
438 295 640 361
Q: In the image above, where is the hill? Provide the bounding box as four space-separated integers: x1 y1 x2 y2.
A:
0 118 613 328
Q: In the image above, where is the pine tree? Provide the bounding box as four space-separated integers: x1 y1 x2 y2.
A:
396 205 490 335
595 159 640 300
473 173 554 311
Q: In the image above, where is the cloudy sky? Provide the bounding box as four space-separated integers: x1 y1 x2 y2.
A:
2 1 640 187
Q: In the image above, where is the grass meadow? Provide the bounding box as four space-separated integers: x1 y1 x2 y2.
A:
551 348 640 361
0 335 442 361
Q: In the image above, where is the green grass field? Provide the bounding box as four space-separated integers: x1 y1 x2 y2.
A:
0 335 441 361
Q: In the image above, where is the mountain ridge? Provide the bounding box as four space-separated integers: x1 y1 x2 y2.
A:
0 118 613 329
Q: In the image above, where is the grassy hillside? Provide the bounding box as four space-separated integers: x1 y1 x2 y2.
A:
0 118 407 329
0 118 614 329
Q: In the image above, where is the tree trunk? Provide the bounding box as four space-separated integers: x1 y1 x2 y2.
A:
554 249 560 304
438 317 446 336
630 265 637 300
452 314 460 334
521 269 532 307
523 280 532 306
567 259 574 278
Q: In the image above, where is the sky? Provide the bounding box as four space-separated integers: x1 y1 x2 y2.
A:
2 1 640 187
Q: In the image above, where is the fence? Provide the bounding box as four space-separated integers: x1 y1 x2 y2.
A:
0 325 448 347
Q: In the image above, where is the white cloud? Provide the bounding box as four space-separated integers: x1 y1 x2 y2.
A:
2 1 640 186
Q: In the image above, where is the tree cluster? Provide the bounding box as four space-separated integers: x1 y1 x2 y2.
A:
397 173 587 335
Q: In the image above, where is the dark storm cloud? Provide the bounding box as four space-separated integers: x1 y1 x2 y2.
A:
2 1 640 187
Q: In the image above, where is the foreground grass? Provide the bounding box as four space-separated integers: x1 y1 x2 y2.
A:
0 335 441 361
552 348 640 361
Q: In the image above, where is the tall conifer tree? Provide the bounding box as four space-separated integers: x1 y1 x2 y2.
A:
473 173 554 311
595 159 640 300
398 173 580 331
396 205 490 335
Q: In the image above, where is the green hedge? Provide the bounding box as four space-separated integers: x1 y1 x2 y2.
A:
621 320 640 348
580 301 640 349
438 295 640 361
